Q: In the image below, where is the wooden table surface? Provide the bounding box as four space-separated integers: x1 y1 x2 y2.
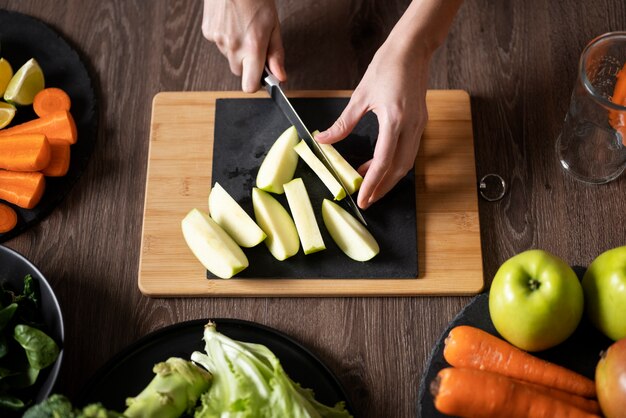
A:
2 1 625 416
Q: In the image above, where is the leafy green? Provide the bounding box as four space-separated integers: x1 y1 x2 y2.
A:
191 322 352 418
0 303 17 331
14 324 60 371
0 394 25 410
22 393 74 418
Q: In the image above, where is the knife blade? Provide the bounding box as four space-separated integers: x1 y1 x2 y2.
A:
262 68 367 225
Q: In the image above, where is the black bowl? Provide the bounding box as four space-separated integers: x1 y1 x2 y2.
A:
0 244 64 406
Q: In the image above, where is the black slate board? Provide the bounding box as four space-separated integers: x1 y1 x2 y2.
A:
0 10 98 242
79 318 353 415
417 291 613 417
211 97 418 279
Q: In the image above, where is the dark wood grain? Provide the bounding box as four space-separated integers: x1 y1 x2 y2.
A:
0 0 625 417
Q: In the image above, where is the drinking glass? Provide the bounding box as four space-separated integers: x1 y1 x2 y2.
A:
556 32 626 184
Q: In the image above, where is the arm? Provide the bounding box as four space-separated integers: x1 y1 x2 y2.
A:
316 0 464 209
201 0 286 92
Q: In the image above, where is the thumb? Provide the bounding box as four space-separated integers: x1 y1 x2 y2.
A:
315 96 366 144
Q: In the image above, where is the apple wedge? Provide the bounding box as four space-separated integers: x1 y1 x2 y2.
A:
294 140 346 201
208 182 266 248
252 187 300 260
181 209 248 279
312 130 363 195
283 178 325 255
256 125 299 194
321 199 379 261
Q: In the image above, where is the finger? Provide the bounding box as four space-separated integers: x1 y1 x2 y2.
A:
356 115 400 209
228 53 243 77
357 159 372 177
267 25 286 82
242 53 266 93
315 95 367 144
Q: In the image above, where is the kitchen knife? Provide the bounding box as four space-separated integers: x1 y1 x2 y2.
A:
261 67 367 225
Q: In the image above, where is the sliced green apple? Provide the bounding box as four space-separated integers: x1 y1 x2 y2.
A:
208 182 266 248
256 125 299 194
294 140 345 200
283 178 325 255
252 187 300 260
321 199 379 261
312 130 363 195
181 209 248 279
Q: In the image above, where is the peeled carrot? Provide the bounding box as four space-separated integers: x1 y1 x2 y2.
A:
0 110 77 144
0 134 51 172
513 378 601 415
431 367 600 418
0 171 45 209
41 141 70 177
0 203 17 233
33 88 72 117
443 325 596 397
609 63 626 146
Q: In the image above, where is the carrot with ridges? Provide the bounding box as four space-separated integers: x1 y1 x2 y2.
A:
431 367 600 418
41 141 70 177
513 378 601 414
0 203 17 233
0 110 77 144
0 171 45 209
443 325 596 397
33 88 71 117
0 134 51 171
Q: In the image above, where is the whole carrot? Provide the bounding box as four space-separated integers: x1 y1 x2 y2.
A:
431 367 600 418
513 378 601 415
443 325 596 397
0 203 17 233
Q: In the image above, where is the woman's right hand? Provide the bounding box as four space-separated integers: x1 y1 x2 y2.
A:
201 0 286 92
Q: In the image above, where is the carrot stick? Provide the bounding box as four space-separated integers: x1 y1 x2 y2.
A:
513 378 601 415
0 134 51 171
33 88 72 118
0 110 77 144
0 171 45 209
431 367 600 418
443 325 596 397
609 63 626 146
0 203 17 233
41 141 70 177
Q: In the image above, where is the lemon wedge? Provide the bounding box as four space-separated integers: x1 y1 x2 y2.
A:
0 102 16 129
4 58 45 106
0 58 13 96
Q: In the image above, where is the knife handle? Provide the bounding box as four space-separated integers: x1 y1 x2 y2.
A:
261 66 280 88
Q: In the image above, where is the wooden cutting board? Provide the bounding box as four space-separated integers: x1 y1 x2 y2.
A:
139 90 483 297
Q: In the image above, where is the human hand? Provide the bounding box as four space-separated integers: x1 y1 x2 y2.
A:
201 0 286 92
315 42 430 209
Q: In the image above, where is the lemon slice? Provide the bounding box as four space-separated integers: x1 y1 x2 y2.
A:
4 58 45 106
0 102 16 129
0 58 13 96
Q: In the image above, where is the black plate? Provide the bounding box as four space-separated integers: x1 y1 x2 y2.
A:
0 10 98 242
417 292 613 417
79 318 353 414
0 244 64 412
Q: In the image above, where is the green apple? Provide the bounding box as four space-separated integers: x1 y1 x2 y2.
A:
596 337 626 418
208 182 266 248
181 209 248 279
256 126 299 194
294 140 346 201
321 199 379 261
312 130 363 195
582 246 626 341
252 187 299 260
283 178 325 255
488 249 584 352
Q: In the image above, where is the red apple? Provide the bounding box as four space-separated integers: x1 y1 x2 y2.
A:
596 337 626 418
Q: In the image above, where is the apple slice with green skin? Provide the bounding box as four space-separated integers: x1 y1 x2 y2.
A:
252 187 300 260
208 182 266 248
312 130 363 195
283 178 325 255
294 140 346 201
256 125 299 194
321 199 379 261
181 209 248 279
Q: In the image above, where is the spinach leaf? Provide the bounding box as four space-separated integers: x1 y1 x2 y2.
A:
0 303 17 331
8 366 39 389
13 325 59 371
0 394 25 410
0 334 7 359
21 275 38 307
